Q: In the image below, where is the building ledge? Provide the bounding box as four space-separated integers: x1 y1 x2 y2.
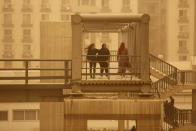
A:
178 32 189 39
2 39 14 43
2 24 14 27
21 8 33 12
40 8 51 12
21 24 33 27
178 18 189 23
178 49 189 54
22 39 33 43
2 8 14 12
178 3 189 8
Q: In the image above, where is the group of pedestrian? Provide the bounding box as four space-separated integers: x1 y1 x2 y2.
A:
86 42 129 79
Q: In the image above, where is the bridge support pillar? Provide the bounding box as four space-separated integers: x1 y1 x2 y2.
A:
118 120 125 131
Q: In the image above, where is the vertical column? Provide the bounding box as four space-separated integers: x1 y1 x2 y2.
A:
192 0 196 125
71 15 82 92
193 90 196 124
40 102 64 131
118 120 125 131
140 15 150 81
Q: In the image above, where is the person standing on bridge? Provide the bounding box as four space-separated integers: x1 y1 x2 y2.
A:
98 43 110 78
117 42 129 77
87 43 98 79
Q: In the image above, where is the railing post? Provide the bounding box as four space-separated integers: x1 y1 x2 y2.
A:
25 61 29 86
180 71 185 85
64 61 68 84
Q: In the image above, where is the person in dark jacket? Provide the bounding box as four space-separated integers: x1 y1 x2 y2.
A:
98 43 110 77
130 126 136 131
87 43 98 78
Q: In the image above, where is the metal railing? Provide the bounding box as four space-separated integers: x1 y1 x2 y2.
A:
150 54 178 80
0 59 72 86
163 101 192 130
150 54 178 96
177 70 196 85
82 54 141 80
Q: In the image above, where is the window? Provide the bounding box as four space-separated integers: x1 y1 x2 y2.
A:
41 0 51 12
25 110 36 120
3 44 13 58
90 0 96 6
22 0 32 11
102 0 109 8
179 40 187 49
23 29 32 42
179 56 187 61
4 14 12 25
23 45 31 55
4 0 12 9
41 14 49 21
123 0 130 8
179 9 187 17
61 0 71 11
23 14 31 25
23 0 30 5
179 25 188 32
179 0 188 6
0 111 8 121
13 110 39 121
82 0 89 5
3 29 13 41
13 110 25 120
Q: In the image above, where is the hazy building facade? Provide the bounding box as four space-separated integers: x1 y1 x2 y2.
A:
138 0 168 59
0 0 195 64
167 0 195 62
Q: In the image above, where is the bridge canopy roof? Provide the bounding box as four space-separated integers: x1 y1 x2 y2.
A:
71 13 150 32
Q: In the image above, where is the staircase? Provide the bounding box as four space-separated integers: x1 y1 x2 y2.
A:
149 54 196 98
149 54 196 131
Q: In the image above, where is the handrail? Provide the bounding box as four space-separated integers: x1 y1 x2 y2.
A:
149 54 178 78
82 54 141 80
163 101 192 130
0 59 72 86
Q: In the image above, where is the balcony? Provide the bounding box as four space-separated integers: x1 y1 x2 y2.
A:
22 4 33 12
2 37 14 43
178 32 189 39
22 38 33 43
21 23 33 27
2 4 13 12
178 17 189 23
2 23 14 27
178 1 189 8
40 4 51 12
178 48 189 54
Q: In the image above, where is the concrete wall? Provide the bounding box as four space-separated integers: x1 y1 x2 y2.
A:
0 103 40 131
